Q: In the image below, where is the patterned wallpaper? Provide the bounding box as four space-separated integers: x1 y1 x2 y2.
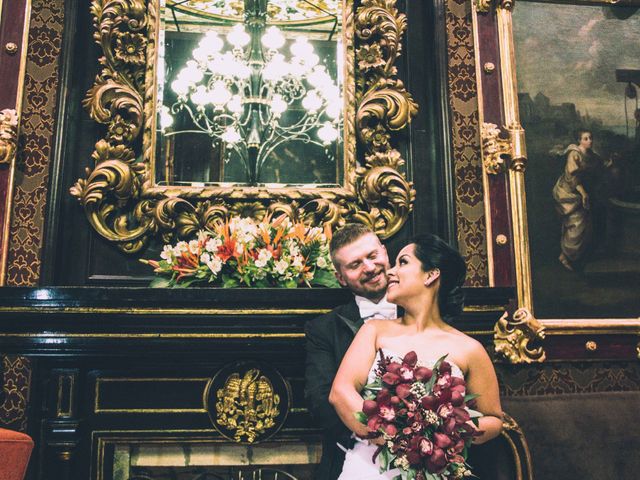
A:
6 0 64 286
445 0 488 286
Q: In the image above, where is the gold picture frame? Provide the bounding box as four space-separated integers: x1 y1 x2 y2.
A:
70 0 418 253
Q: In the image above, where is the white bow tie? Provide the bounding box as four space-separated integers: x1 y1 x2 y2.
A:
356 296 397 320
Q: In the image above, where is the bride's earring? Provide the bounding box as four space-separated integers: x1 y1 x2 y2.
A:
424 268 440 287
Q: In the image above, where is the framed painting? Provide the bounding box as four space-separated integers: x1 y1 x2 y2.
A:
472 0 640 362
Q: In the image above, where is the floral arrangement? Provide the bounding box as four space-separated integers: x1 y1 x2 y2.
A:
357 351 482 480
142 215 340 288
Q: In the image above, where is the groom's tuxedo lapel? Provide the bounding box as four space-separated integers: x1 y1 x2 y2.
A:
336 299 363 335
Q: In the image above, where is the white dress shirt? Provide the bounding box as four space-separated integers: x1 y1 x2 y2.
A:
354 294 397 322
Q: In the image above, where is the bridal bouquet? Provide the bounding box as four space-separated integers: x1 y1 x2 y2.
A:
356 351 482 480
142 215 340 288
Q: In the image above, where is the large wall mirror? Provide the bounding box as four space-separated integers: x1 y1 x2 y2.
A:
154 0 345 187
71 0 418 253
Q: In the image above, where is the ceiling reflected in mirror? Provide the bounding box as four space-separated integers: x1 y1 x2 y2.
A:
156 0 344 187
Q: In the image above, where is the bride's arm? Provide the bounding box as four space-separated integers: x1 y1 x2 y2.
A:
329 321 379 438
465 341 503 444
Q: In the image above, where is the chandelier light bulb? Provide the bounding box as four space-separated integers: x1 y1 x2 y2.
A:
227 95 243 113
210 81 231 108
221 126 241 144
325 101 340 120
191 85 209 106
317 122 339 144
263 54 288 81
228 24 250 48
171 78 190 97
302 90 323 113
270 94 287 116
291 38 314 58
160 105 173 130
262 26 285 50
308 67 332 89
305 53 319 69
200 32 224 53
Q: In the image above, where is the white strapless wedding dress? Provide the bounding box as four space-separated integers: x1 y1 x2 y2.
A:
337 349 464 480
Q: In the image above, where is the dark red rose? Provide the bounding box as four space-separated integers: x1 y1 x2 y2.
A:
391 395 401 405
377 388 391 403
396 383 412 399
421 395 437 410
453 439 466 453
399 366 415 382
387 362 402 374
437 388 452 405
419 438 434 455
453 407 470 424
451 391 464 407
403 351 418 368
414 367 432 381
379 405 396 422
367 416 382 431
426 447 447 472
451 376 465 387
439 361 452 374
451 384 466 395
384 423 398 437
433 432 453 449
407 449 422 466
443 417 457 434
403 426 413 435
363 399 379 416
382 372 400 385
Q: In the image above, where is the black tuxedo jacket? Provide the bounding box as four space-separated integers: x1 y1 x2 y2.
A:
304 299 363 480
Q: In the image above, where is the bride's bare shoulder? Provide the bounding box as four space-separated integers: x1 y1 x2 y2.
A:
365 318 404 334
445 327 486 354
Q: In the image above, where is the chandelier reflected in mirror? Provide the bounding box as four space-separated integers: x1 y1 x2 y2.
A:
157 0 343 186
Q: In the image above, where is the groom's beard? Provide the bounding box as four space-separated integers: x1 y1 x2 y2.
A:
353 267 388 300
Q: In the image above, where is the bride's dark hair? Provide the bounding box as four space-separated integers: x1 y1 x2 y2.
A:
411 233 466 318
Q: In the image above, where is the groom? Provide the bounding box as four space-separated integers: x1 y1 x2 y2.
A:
304 224 397 479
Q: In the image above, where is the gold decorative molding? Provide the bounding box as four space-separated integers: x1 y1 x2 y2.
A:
0 109 18 165
476 0 514 14
481 122 509 174
501 412 534 480
70 0 417 253
494 308 546 363
214 369 281 443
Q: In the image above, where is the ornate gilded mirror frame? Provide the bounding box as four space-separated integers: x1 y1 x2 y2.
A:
472 0 640 363
70 0 418 253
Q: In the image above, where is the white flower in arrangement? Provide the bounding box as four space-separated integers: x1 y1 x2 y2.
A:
172 241 189 256
303 271 314 282
289 243 301 259
205 237 222 253
188 240 200 254
200 252 212 264
291 254 305 271
274 258 289 275
197 230 209 243
160 245 174 261
316 256 328 269
205 255 223 275
254 248 273 268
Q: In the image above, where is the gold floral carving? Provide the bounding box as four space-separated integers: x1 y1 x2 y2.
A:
481 123 509 175
70 0 417 253
475 0 515 13
215 369 280 443
494 308 546 363
0 109 18 165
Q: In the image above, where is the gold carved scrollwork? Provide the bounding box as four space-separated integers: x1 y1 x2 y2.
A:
70 0 417 252
476 0 515 13
215 369 281 443
494 308 546 363
481 123 509 175
0 109 18 165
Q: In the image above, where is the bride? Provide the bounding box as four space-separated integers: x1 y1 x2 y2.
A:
329 234 503 479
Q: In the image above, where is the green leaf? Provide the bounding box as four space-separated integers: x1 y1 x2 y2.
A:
149 277 172 288
311 268 341 288
464 393 480 402
379 448 390 470
284 279 298 288
354 411 368 424
222 276 240 288
406 469 416 480
392 475 403 480
467 408 483 419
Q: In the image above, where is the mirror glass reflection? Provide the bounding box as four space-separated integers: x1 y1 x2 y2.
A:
155 0 344 187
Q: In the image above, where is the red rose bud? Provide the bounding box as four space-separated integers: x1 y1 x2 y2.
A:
379 405 396 422
391 395 401 405
377 388 391 403
407 449 422 466
449 454 465 464
367 416 382 431
384 423 398 437
451 376 465 387
403 351 418 368
451 391 464 407
453 407 470 423
387 362 402 374
451 385 466 395
443 417 457 434
438 389 452 405
414 367 432 381
433 432 453 449
421 395 437 410
382 372 401 385
439 361 452 374
454 439 466 453
362 399 379 416
403 427 413 435
396 383 412 399
426 448 447 472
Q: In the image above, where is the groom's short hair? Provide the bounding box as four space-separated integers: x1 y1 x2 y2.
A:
329 223 376 265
